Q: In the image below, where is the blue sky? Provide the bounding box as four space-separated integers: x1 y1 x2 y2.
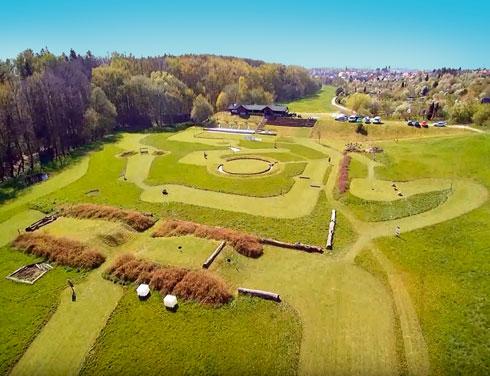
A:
1 0 488 69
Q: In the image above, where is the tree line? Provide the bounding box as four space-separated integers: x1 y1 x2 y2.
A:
0 49 320 182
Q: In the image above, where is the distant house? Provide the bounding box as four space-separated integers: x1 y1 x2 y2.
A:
227 104 289 118
481 97 490 104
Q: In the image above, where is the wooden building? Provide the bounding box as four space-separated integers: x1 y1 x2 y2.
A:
227 104 289 118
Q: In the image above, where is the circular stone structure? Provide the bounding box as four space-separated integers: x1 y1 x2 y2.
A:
218 157 274 176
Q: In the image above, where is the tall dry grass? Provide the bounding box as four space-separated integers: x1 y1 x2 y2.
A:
61 204 156 231
152 219 263 258
338 153 351 194
105 254 232 306
13 233 105 269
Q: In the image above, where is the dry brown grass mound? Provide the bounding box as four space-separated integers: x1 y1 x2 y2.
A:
153 219 263 258
61 204 156 232
106 254 232 306
13 233 105 269
97 230 132 247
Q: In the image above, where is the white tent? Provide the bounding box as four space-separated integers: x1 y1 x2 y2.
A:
136 283 150 298
163 294 178 309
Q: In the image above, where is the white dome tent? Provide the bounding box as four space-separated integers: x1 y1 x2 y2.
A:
136 283 150 300
163 294 178 310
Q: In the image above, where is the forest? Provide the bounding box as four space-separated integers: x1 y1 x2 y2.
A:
0 49 321 182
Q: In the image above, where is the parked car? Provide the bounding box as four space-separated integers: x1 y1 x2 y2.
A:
413 121 421 128
364 116 371 124
348 115 358 123
421 121 428 128
372 116 381 124
433 121 447 127
335 114 348 122
407 120 414 126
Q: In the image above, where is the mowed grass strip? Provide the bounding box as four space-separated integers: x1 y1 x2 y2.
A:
0 246 84 375
80 293 301 376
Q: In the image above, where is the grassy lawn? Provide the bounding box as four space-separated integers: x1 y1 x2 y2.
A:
371 134 490 374
349 157 368 179
80 294 301 376
285 86 337 113
31 137 345 246
341 189 452 222
0 246 85 375
0 157 89 224
142 132 322 197
314 117 466 143
238 139 328 159
147 154 306 197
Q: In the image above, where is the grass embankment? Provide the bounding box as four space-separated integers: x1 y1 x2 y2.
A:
143 133 308 197
80 294 301 376
374 134 490 374
0 246 84 375
285 85 337 113
341 189 452 222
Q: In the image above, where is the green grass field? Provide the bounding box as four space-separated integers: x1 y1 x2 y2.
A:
80 294 301 376
285 85 337 113
0 246 85 375
0 118 488 375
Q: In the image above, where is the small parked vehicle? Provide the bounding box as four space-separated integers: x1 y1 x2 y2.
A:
372 116 381 124
433 121 447 127
413 121 421 128
364 116 371 124
421 121 428 128
348 115 358 123
335 114 348 122
407 120 414 126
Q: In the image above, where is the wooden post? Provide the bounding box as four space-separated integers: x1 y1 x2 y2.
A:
238 287 281 302
326 209 336 250
259 238 323 253
202 241 226 269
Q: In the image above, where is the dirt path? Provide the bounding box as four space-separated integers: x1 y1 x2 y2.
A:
331 96 353 114
446 125 486 134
